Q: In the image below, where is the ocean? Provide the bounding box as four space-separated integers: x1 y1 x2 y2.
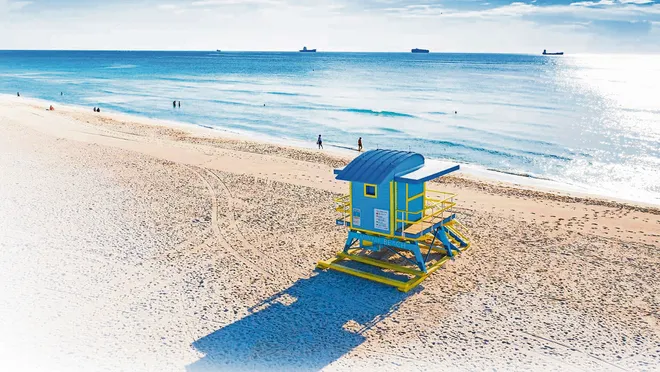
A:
1 51 658 204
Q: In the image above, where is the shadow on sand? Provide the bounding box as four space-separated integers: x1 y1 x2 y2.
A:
187 271 414 372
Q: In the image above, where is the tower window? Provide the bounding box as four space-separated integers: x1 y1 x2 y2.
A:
365 184 377 198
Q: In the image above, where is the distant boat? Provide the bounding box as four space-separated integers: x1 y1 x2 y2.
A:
411 48 430 53
542 49 563 55
299 47 317 53
216 49 221 52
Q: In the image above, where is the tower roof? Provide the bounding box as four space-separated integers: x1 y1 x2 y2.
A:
334 149 424 184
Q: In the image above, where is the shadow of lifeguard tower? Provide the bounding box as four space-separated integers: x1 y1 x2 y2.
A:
187 272 413 372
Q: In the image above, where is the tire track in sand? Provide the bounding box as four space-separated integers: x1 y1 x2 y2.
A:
206 169 254 251
184 165 272 278
206 168 308 279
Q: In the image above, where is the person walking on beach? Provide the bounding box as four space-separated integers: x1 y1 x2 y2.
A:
17 92 20 97
358 137 363 152
317 135 323 149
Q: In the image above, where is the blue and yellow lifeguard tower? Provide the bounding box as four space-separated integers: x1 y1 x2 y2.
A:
317 149 471 292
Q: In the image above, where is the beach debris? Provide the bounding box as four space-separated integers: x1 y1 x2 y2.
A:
192 217 211 224
317 149 471 292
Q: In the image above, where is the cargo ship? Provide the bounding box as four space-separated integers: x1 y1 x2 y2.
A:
542 49 564 55
299 47 317 52
411 48 430 53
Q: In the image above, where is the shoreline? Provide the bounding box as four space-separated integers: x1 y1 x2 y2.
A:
4 93 657 208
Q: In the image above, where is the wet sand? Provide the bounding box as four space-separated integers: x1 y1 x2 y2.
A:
0 96 658 371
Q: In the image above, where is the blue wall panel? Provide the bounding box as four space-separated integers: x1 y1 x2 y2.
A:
351 181 391 234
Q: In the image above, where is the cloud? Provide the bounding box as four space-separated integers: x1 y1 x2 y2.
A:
373 0 660 51
570 0 616 7
591 18 653 35
156 0 289 16
1 0 659 52
10 0 31 10
157 0 284 12
156 3 188 15
190 0 282 5
0 0 32 12
0 0 31 19
379 0 660 21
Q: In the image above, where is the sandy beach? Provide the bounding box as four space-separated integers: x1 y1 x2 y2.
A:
0 95 658 371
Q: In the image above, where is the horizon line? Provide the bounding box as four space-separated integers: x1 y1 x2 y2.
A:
3 49 657 56
1 48 561 55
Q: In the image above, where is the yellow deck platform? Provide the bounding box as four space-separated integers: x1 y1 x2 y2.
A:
400 216 445 236
316 242 470 292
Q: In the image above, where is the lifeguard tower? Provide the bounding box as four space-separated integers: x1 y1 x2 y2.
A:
316 149 470 292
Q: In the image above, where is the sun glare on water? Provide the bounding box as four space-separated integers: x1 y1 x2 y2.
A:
550 55 660 202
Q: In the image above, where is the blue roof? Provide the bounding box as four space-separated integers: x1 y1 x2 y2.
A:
335 149 424 184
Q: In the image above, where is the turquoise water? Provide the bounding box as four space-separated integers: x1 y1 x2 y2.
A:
1 51 658 203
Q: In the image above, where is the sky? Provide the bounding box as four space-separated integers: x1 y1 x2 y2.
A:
1 0 659 52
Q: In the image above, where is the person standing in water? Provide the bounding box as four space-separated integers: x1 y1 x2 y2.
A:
173 101 176 108
17 92 20 97
358 137 363 152
317 135 323 149
178 101 181 108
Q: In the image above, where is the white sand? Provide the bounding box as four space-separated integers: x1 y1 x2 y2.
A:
0 96 658 371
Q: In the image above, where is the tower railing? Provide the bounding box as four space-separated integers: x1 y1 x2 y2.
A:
395 190 456 237
334 189 457 237
334 194 351 226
